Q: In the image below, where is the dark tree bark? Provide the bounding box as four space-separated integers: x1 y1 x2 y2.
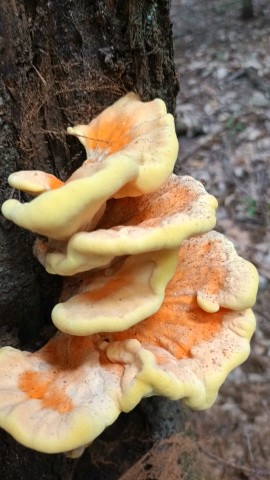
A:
0 2 201 479
241 0 254 20
0 0 178 345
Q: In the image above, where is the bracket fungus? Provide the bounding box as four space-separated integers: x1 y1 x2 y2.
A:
0 93 258 456
34 174 218 276
2 93 178 241
51 249 180 336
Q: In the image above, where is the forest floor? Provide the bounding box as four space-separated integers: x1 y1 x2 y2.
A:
172 1 270 479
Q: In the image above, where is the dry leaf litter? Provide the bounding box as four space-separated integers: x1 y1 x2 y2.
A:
171 1 270 479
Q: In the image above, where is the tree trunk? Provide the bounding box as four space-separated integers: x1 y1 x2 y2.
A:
241 0 254 20
0 0 178 344
0 2 201 479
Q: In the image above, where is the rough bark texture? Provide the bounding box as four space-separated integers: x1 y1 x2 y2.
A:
0 1 200 479
0 0 178 346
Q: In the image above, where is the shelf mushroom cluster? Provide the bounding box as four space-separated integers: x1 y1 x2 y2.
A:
0 93 258 457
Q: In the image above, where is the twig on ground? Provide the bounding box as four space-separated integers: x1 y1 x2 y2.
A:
199 445 270 478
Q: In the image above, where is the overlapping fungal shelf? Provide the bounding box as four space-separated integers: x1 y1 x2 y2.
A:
0 93 258 456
